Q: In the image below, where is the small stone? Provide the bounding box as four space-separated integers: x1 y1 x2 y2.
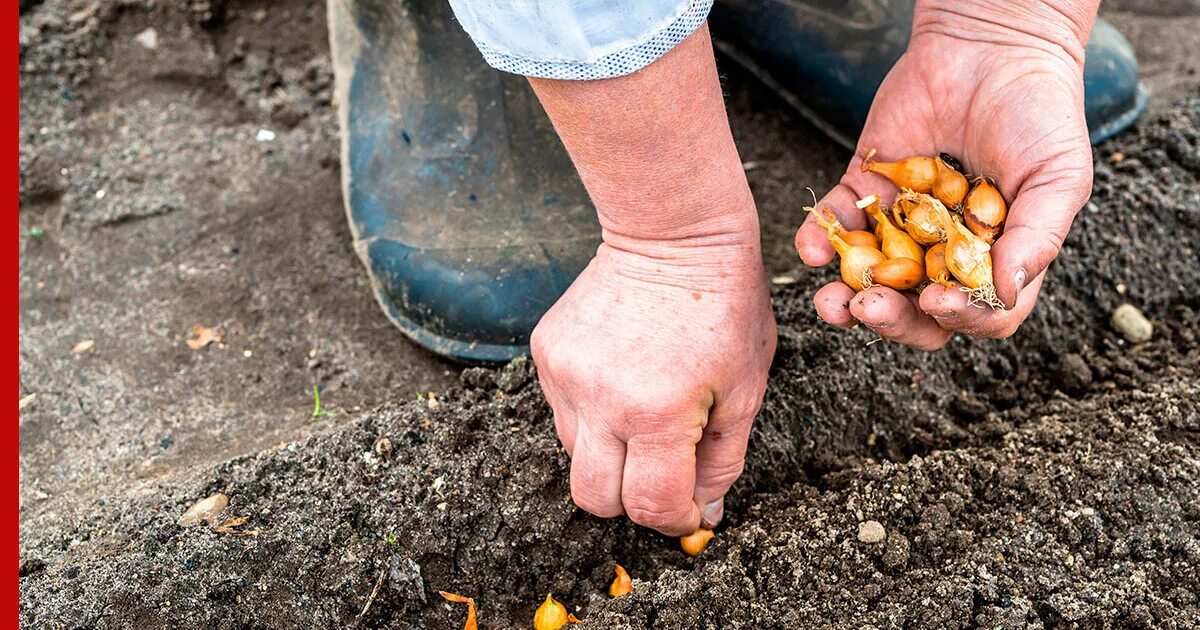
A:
1111 304 1153 343
857 520 886 544
255 128 276 142
133 27 158 50
179 493 229 526
72 339 95 354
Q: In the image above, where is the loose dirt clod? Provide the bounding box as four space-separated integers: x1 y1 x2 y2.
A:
857 520 886 544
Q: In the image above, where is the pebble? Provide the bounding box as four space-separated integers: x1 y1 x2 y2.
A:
178 493 229 526
857 520 886 544
1111 303 1153 343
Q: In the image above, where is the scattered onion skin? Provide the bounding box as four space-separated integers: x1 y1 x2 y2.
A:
609 565 632 598
809 207 888 292
680 528 715 557
896 189 950 245
533 594 580 630
438 591 478 630
868 257 925 291
857 194 924 263
861 148 937 193
963 178 1008 244
925 242 954 287
932 155 969 208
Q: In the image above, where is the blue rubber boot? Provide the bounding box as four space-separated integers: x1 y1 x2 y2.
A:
710 0 1146 148
329 0 600 362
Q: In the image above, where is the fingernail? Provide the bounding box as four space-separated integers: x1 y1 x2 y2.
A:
1009 268 1028 310
701 498 724 529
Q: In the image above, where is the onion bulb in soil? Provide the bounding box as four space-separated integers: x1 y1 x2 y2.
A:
681 528 715 556
860 148 937 193
856 194 924 263
963 177 1008 244
609 565 632 598
895 188 950 245
932 201 1002 308
925 242 954 287
932 154 969 208
808 207 887 292
533 594 580 630
867 257 925 291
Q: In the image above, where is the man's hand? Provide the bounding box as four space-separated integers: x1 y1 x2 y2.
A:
532 236 775 535
796 0 1098 349
527 25 775 535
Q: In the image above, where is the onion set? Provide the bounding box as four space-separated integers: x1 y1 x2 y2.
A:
809 150 1011 309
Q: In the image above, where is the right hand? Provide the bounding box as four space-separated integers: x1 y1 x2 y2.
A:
531 234 776 536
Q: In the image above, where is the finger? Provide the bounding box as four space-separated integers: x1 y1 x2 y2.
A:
693 394 762 528
813 282 858 328
991 167 1090 309
569 423 626 519
553 411 577 456
622 422 703 536
849 286 953 351
538 371 577 454
919 271 1046 338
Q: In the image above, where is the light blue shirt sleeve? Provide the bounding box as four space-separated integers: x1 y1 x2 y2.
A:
447 0 713 80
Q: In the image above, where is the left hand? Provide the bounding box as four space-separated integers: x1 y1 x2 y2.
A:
795 1 1096 350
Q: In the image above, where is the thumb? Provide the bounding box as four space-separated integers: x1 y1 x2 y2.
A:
692 399 758 528
990 161 1092 308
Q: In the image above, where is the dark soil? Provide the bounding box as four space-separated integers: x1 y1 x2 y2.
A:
19 0 1200 628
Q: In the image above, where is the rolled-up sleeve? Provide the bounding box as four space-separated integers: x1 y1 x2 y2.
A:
447 0 713 80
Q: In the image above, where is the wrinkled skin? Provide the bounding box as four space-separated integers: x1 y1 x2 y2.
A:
532 237 776 536
796 4 1096 350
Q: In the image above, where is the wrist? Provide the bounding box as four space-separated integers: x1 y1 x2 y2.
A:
912 0 1098 69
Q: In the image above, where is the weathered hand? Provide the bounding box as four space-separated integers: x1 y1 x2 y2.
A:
795 1 1097 350
532 235 776 536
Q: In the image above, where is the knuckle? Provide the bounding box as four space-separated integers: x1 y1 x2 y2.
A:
699 459 745 490
570 483 620 519
624 500 691 530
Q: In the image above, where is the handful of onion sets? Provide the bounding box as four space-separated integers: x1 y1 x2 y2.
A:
808 149 1009 308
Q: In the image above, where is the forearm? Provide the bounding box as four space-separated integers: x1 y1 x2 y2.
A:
527 25 758 255
913 0 1100 66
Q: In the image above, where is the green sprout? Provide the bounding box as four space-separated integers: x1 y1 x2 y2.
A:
23 227 46 239
386 532 398 546
312 386 335 418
